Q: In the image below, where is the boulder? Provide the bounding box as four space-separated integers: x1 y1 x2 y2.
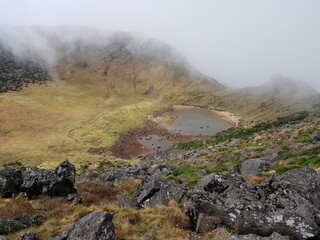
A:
22 160 76 197
46 211 117 240
261 154 281 164
0 236 7 240
195 213 221 233
186 168 320 239
0 168 23 198
0 214 44 235
240 158 269 176
117 195 139 209
150 164 176 177
19 232 40 240
217 232 290 240
196 172 244 194
136 177 188 208
100 164 148 185
262 167 320 207
67 193 83 205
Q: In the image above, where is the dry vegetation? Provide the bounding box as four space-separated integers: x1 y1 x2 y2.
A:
4 179 191 240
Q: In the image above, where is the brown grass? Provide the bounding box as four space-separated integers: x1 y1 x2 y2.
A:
0 197 36 219
116 179 142 196
110 201 190 240
246 175 269 184
77 180 118 206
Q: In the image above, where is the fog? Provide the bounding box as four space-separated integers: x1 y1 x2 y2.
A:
1 0 320 91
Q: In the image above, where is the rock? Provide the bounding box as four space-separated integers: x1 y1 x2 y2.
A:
187 168 320 239
0 168 23 198
0 236 7 240
19 232 40 240
150 164 176 177
21 160 76 197
196 172 244 194
187 232 202 240
143 235 156 240
117 195 139 209
240 158 269 176
100 164 148 185
196 213 221 233
0 214 44 235
47 211 117 240
217 232 290 240
261 154 281 164
310 130 320 140
67 193 83 205
264 167 320 207
136 177 188 208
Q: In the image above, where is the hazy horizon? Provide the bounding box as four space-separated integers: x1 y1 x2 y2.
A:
1 0 320 91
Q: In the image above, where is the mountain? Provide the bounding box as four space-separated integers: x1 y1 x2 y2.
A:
0 26 319 168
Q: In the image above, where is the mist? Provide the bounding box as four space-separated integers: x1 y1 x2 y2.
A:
1 0 320 91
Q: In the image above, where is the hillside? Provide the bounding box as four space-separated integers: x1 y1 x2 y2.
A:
0 26 319 169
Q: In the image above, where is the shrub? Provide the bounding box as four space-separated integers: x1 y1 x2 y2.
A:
0 198 36 219
77 180 118 205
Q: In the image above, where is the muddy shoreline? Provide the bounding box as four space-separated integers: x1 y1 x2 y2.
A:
110 104 240 159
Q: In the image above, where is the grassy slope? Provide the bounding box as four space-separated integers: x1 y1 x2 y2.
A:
0 76 167 168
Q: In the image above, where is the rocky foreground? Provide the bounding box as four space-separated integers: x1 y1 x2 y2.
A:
0 155 320 239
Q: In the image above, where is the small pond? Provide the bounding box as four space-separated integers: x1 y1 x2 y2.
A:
161 108 232 136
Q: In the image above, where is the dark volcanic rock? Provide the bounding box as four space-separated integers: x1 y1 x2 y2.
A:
0 214 44 235
67 193 83 205
196 172 244 194
100 164 148 185
22 160 76 197
150 164 177 177
117 195 140 209
217 232 290 240
0 168 23 198
195 213 221 233
240 158 269 176
47 211 117 240
186 168 320 239
136 177 188 208
263 167 320 207
19 232 40 240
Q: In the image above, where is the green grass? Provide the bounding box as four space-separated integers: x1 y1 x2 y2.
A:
207 165 229 173
276 166 301 174
172 165 203 176
279 146 320 159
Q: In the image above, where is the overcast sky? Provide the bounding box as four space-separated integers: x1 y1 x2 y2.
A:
1 0 320 91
